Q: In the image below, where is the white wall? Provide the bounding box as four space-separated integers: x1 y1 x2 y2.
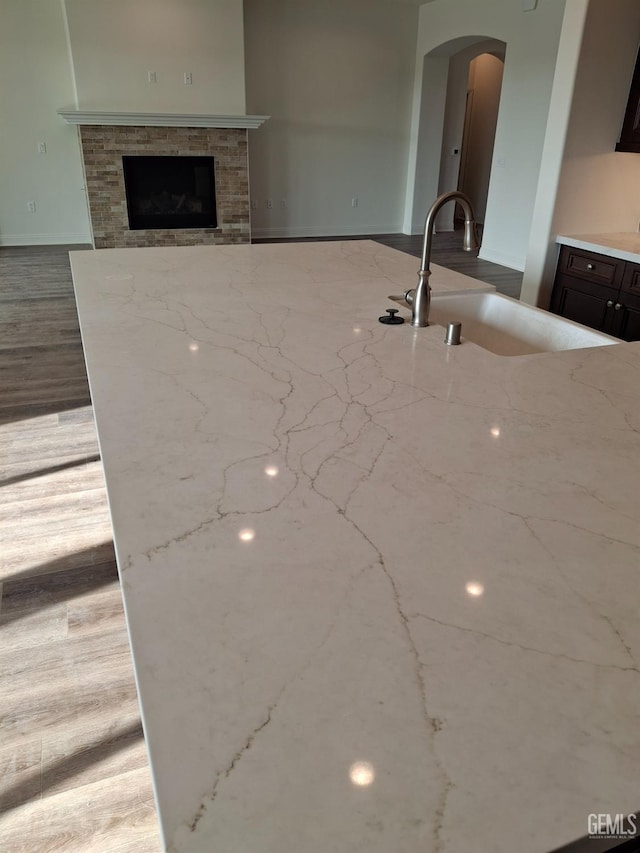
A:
2 0 418 247
406 0 566 271
0 0 89 245
459 53 504 225
522 0 640 306
552 0 640 234
409 55 450 236
63 0 246 114
244 0 418 238
0 0 248 246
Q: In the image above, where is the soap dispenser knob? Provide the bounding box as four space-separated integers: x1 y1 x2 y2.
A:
378 307 405 325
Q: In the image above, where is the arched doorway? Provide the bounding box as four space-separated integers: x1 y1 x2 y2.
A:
454 52 504 228
404 36 506 236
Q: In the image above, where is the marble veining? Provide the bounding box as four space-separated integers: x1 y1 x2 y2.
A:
70 240 640 853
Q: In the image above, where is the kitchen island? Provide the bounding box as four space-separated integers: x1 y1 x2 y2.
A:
70 240 640 853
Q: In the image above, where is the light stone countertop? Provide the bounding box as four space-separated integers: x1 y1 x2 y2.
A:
70 240 640 853
557 232 640 263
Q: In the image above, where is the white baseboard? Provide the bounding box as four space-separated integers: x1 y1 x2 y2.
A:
250 224 400 240
0 233 92 247
478 246 525 272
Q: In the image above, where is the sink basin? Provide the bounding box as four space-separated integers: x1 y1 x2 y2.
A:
390 292 619 356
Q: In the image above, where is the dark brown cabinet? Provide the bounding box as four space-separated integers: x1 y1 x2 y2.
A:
550 245 640 341
617 46 640 153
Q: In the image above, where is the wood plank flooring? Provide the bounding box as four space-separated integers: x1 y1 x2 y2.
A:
0 235 520 852
0 246 160 852
373 229 523 298
256 228 524 299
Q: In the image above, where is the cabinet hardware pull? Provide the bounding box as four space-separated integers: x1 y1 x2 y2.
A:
586 263 595 270
614 303 622 310
606 300 614 308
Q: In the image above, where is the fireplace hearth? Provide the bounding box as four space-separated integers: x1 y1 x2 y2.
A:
122 155 217 230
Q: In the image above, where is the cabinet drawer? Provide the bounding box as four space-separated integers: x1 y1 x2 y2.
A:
558 246 623 288
621 261 640 296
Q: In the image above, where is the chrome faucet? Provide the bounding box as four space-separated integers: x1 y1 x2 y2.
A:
404 191 480 327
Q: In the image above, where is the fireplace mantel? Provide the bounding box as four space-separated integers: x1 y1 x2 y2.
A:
58 109 269 129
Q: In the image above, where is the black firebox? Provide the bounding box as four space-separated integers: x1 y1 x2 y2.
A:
122 155 217 230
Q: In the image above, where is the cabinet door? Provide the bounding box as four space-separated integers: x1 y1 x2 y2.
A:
621 260 640 298
550 274 617 333
611 291 640 342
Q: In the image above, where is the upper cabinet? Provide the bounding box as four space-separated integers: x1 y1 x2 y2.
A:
617 45 640 152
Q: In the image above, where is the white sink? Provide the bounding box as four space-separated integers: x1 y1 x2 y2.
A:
392 292 619 357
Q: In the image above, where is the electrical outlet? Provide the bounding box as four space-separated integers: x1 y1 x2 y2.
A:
147 71 157 84
351 197 359 208
267 199 273 209
184 72 192 85
37 142 46 154
27 201 36 213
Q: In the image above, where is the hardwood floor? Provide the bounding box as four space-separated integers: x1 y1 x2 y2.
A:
0 246 160 852
256 228 524 299
0 234 520 852
373 229 523 298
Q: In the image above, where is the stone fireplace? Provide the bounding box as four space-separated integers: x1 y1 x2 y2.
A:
59 112 268 249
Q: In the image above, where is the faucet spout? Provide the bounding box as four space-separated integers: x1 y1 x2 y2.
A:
408 191 480 328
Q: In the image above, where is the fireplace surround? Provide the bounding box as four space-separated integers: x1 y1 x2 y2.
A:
78 125 248 248
59 111 269 249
